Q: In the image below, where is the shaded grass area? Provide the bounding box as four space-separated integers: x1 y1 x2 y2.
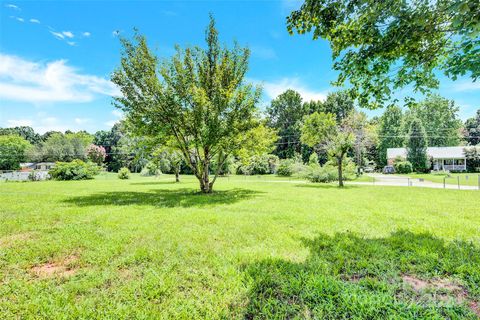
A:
244 231 479 319
0 174 479 318
63 188 261 208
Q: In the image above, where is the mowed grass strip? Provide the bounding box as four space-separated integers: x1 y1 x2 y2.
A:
0 174 479 319
399 173 480 187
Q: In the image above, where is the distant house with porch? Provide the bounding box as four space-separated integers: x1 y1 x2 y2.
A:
20 162 56 171
387 147 467 172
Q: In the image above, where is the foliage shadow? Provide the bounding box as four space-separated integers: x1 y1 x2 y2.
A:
63 188 262 208
241 231 480 319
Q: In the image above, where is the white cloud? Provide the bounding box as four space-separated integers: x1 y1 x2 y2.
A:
7 119 33 127
50 31 65 39
104 120 118 128
5 4 20 10
74 118 90 125
250 45 277 60
62 31 74 38
112 109 123 118
67 41 76 46
16 17 24 22
0 53 120 103
451 81 480 92
82 32 91 37
3 116 87 134
29 18 40 23
253 77 328 102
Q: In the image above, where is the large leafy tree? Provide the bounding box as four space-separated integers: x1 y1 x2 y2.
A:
287 0 480 108
31 132 93 162
266 89 324 160
112 17 261 193
94 122 127 171
236 123 278 171
266 89 305 159
322 91 355 122
342 110 376 169
464 109 480 146
301 112 355 187
0 135 31 170
0 126 42 145
406 118 429 172
377 105 404 166
403 95 462 147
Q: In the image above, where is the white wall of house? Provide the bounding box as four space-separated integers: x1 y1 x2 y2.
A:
386 147 468 171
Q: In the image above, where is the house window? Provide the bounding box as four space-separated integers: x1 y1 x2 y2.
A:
444 159 453 165
455 159 465 166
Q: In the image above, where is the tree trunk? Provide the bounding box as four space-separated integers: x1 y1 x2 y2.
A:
338 156 344 187
199 161 212 193
175 170 180 183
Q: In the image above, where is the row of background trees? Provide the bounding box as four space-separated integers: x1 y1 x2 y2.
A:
1 92 479 173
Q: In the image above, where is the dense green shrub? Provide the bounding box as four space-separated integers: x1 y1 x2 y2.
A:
394 161 413 174
118 167 131 179
464 146 480 172
49 160 100 180
304 165 337 183
236 154 279 175
141 161 161 176
276 159 295 176
308 152 320 167
305 159 357 183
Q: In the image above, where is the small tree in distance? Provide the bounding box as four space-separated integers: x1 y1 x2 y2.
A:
301 112 355 187
406 118 429 172
86 144 107 166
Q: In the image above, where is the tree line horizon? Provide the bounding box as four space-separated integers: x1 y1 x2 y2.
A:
2 1 479 191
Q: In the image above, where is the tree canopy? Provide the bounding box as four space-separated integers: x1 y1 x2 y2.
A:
464 110 480 146
377 105 404 166
404 95 462 147
287 0 480 108
406 118 429 172
112 16 261 193
266 89 308 159
0 135 31 170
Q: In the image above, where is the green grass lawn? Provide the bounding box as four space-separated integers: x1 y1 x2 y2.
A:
399 172 480 187
1 174 479 319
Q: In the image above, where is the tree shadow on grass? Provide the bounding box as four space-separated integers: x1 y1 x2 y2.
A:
130 181 179 186
241 231 480 319
63 188 262 208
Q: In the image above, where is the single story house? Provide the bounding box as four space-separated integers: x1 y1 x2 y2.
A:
387 147 467 171
20 162 56 171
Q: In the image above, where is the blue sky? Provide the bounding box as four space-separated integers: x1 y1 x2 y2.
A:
1 0 479 134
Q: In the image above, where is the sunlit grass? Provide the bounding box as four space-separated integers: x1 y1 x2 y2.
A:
1 174 479 318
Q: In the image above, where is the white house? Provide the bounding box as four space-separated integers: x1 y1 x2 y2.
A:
20 162 55 171
387 147 467 171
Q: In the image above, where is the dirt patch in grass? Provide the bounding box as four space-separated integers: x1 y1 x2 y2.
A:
402 274 479 316
31 254 79 278
469 301 480 317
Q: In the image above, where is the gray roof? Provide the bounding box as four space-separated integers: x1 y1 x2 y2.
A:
387 146 468 160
